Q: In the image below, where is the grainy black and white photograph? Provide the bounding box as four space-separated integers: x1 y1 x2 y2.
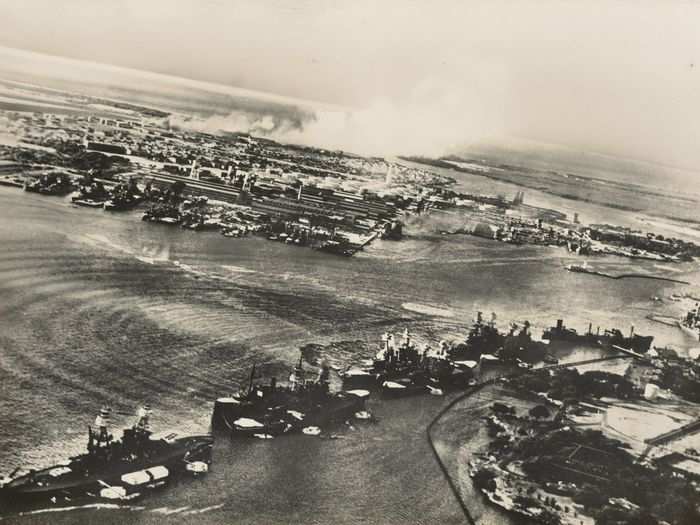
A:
0 1 699 524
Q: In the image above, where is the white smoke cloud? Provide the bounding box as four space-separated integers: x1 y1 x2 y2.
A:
168 111 296 136
168 69 508 158
295 73 507 157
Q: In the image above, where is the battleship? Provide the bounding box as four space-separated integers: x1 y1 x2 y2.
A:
498 320 549 363
339 329 477 397
211 354 371 438
449 312 505 361
0 406 213 508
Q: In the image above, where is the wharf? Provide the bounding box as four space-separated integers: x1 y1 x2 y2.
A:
645 418 700 446
144 171 396 228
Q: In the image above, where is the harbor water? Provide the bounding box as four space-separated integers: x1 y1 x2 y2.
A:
0 183 698 524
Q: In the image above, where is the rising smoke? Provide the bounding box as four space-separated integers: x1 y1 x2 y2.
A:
168 71 508 158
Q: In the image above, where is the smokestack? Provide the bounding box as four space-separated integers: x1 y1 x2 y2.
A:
556 319 563 331
297 184 303 201
630 325 635 338
588 322 592 335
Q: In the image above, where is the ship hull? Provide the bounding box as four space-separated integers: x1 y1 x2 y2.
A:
0 435 213 506
211 391 367 435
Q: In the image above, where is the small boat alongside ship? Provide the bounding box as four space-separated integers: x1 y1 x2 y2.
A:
0 406 213 509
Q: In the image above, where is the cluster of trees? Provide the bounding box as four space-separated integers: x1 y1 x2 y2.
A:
588 226 700 259
11 147 60 165
657 362 700 403
511 427 699 525
511 368 636 402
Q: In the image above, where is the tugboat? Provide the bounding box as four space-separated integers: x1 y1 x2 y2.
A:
0 406 213 508
211 354 371 438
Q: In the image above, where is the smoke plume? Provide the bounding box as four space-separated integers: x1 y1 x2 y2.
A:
168 71 508 158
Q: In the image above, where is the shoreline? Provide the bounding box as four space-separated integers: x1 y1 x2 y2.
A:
402 156 700 229
426 353 638 524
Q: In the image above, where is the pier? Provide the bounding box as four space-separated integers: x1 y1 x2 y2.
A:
645 418 700 447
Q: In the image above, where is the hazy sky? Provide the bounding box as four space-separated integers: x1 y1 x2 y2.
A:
1 0 699 170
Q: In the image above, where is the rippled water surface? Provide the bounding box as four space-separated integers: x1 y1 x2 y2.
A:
0 184 698 524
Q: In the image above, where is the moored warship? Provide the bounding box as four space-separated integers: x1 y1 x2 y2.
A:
104 179 144 211
542 318 653 352
24 172 73 196
339 329 477 397
499 320 549 364
449 312 505 361
542 319 599 344
0 406 213 508
598 326 654 353
212 354 371 438
71 174 109 208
